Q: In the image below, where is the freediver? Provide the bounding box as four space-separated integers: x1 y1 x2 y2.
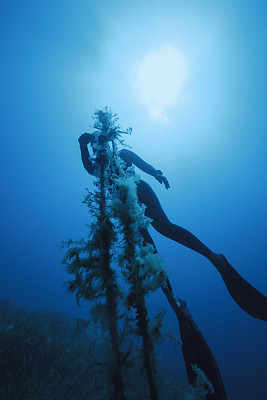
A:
78 131 228 399
136 226 228 399
78 131 267 322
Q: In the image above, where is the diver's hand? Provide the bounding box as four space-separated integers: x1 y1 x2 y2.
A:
78 133 93 146
154 170 170 189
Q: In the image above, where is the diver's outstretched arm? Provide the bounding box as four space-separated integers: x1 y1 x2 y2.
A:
119 149 170 189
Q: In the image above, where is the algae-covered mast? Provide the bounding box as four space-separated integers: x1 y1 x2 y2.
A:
63 108 167 400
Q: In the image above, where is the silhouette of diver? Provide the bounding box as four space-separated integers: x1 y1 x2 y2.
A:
138 227 227 399
78 132 267 323
78 130 267 399
163 288 227 400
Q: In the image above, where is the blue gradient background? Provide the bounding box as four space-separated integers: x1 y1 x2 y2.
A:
0 1 266 399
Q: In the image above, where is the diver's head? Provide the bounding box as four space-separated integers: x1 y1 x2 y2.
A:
90 131 113 156
97 133 112 146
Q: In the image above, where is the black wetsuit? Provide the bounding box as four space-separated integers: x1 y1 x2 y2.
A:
79 137 267 399
119 149 214 259
80 142 267 321
79 142 228 397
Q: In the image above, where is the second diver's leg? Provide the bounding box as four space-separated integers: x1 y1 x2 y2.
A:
162 289 228 400
140 227 227 398
137 180 216 261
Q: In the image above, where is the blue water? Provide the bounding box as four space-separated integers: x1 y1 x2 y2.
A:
1 1 266 399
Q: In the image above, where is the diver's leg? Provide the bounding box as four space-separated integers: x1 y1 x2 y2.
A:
140 227 227 397
162 288 227 399
137 181 215 260
138 181 267 321
213 255 267 321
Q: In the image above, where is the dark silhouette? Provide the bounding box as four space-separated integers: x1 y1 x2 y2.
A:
79 132 267 322
163 288 228 400
140 226 227 399
78 129 267 400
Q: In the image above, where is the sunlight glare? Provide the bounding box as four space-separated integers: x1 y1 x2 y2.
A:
133 46 188 120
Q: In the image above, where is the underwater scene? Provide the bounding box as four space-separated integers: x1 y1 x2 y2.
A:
1 1 267 399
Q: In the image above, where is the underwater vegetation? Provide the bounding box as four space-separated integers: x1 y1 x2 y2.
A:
0 109 217 399
0 299 213 400
60 108 215 399
0 299 105 400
